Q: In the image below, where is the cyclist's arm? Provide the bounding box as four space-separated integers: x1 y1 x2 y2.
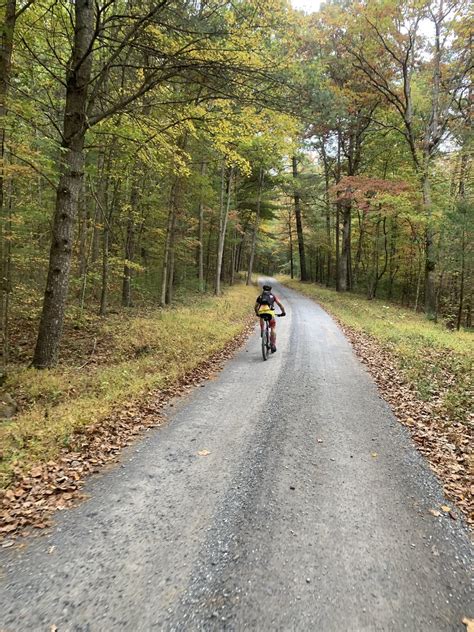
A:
254 301 261 316
275 298 286 315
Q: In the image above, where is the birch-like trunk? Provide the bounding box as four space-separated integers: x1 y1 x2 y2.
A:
422 173 437 319
246 167 264 285
215 163 233 296
197 162 206 292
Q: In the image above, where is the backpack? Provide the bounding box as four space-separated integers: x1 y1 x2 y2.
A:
258 290 275 308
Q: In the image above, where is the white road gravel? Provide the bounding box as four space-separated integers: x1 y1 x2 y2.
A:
1 281 472 631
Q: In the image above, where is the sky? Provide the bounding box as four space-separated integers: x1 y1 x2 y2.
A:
290 0 322 13
290 0 434 37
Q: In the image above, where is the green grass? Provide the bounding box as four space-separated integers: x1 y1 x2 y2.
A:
0 284 256 489
281 278 473 425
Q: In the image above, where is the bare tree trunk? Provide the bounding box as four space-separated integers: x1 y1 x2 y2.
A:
388 217 398 300
91 151 107 266
319 141 332 286
288 207 294 279
166 231 175 305
456 152 468 330
33 0 94 368
339 197 351 292
99 177 119 316
246 167 264 285
230 244 235 285
1 174 13 374
353 209 365 288
122 179 139 307
0 0 16 382
121 214 134 307
198 162 206 292
99 220 109 317
78 176 88 278
160 180 177 306
215 163 233 296
422 173 437 319
414 243 423 312
292 156 307 281
335 203 340 291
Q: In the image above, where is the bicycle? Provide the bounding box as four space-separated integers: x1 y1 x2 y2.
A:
260 312 284 361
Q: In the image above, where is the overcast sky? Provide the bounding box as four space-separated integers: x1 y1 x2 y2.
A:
290 0 434 38
290 0 322 13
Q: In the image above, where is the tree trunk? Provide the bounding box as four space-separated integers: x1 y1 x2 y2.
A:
388 217 398 300
121 214 134 307
288 208 294 279
1 174 13 376
320 141 332 286
99 220 109 317
98 176 119 316
91 150 109 269
246 167 264 285
33 0 94 368
78 176 88 278
160 179 177 306
292 156 307 281
122 180 139 307
166 231 176 305
197 162 206 292
422 173 436 319
353 209 365 288
215 163 233 296
0 0 16 382
339 198 351 291
230 234 236 286
456 152 468 330
335 203 340 291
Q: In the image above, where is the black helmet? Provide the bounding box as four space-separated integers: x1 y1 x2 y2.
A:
262 284 272 291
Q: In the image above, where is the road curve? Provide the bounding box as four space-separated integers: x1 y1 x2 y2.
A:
1 282 472 631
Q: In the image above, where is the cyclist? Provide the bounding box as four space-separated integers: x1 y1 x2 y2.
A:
255 284 286 353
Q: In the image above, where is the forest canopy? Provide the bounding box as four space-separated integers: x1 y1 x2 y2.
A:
0 0 471 373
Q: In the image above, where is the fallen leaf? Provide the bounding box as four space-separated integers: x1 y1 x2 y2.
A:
371 452 378 458
463 618 474 632
429 509 441 517
440 505 451 513
197 449 210 457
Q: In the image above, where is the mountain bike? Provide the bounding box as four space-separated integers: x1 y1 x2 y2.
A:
260 313 284 361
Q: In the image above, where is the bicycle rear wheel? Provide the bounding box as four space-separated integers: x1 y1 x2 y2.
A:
261 322 269 361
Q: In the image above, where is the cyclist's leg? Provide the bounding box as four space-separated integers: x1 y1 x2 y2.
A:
270 318 277 349
259 317 264 337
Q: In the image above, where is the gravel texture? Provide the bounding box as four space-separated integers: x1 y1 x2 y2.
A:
0 281 472 631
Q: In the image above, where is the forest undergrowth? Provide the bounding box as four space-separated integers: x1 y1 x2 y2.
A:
0 284 256 539
282 278 473 525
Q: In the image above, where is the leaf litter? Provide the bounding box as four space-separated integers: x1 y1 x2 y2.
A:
334 319 473 527
0 320 255 541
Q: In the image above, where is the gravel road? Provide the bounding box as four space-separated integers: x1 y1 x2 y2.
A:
1 281 472 631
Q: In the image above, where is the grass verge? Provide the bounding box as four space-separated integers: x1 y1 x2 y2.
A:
0 284 256 491
281 278 472 425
